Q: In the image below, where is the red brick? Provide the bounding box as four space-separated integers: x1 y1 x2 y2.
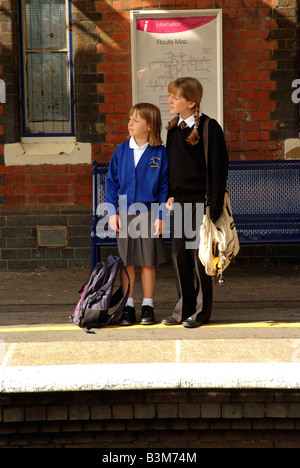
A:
106 133 128 144
97 63 112 73
11 165 30 174
31 185 46 194
99 103 114 114
244 121 260 132
52 175 76 185
76 194 92 204
15 185 31 195
238 71 270 82
260 121 276 131
243 131 270 141
106 114 127 124
97 83 113 94
0 185 14 194
105 72 130 83
104 52 130 63
112 32 130 42
46 185 69 194
6 194 35 204
46 165 69 174
95 0 111 10
96 43 113 54
114 83 130 93
36 175 52 184
260 101 276 111
240 91 269 101
248 111 270 121
113 63 129 73
240 30 269 40
95 21 112 33
260 81 276 91
52 194 75 204
0 166 13 175
30 165 45 174
244 82 260 91
106 93 131 104
6 175 36 185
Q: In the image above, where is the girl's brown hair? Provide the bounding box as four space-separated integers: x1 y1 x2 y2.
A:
166 77 203 145
129 103 163 147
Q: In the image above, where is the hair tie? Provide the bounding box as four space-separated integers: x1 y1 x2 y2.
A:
194 125 198 129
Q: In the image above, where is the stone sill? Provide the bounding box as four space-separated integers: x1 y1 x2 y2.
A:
4 137 91 165
285 138 300 159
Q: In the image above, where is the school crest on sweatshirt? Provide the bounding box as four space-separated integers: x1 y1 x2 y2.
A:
150 157 160 168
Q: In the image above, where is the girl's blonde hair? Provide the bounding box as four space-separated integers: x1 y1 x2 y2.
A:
129 103 163 147
166 77 203 145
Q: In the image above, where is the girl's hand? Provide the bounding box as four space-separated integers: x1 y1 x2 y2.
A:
166 197 175 211
109 214 121 232
154 219 165 236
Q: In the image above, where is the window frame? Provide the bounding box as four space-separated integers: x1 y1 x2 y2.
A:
18 0 75 137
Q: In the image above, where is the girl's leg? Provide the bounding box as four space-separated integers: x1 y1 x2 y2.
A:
140 266 156 325
141 265 155 299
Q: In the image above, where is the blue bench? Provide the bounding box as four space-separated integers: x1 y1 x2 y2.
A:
90 160 300 270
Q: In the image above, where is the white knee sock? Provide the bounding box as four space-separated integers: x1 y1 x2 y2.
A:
142 298 153 307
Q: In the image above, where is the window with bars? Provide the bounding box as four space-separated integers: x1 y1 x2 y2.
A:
19 0 74 136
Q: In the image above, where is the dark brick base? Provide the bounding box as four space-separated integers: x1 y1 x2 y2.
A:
1 389 300 448
0 205 91 270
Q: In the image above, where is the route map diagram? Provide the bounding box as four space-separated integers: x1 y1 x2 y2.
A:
146 50 213 92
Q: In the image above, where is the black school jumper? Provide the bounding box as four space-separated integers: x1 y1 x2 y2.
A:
167 114 229 322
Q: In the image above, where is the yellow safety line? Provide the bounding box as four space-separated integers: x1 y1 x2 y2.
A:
0 325 78 333
0 322 300 333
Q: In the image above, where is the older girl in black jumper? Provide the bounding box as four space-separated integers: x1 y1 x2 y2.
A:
161 77 229 328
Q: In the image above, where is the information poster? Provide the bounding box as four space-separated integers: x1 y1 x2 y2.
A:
131 10 223 142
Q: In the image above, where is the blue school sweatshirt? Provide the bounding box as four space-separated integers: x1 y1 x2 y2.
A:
105 140 169 220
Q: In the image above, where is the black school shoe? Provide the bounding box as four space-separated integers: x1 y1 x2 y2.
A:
119 306 136 326
140 305 155 325
182 313 211 328
161 316 181 325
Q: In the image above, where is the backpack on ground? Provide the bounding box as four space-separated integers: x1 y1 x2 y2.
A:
71 255 130 333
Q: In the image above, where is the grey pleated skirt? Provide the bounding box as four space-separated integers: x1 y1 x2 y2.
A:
117 210 168 267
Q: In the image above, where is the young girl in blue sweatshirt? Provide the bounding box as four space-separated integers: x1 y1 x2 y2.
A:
105 103 169 326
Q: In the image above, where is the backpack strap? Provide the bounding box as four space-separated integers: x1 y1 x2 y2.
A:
203 117 211 207
109 258 130 317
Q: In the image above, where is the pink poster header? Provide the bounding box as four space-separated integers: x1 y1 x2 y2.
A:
136 16 216 34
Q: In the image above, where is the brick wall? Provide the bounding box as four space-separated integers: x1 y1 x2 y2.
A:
1 389 300 448
90 0 300 162
0 0 299 269
1 0 299 164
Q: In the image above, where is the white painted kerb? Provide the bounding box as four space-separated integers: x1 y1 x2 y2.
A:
1 363 300 393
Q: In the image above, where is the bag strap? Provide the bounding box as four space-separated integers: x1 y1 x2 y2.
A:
203 117 211 207
109 259 130 318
